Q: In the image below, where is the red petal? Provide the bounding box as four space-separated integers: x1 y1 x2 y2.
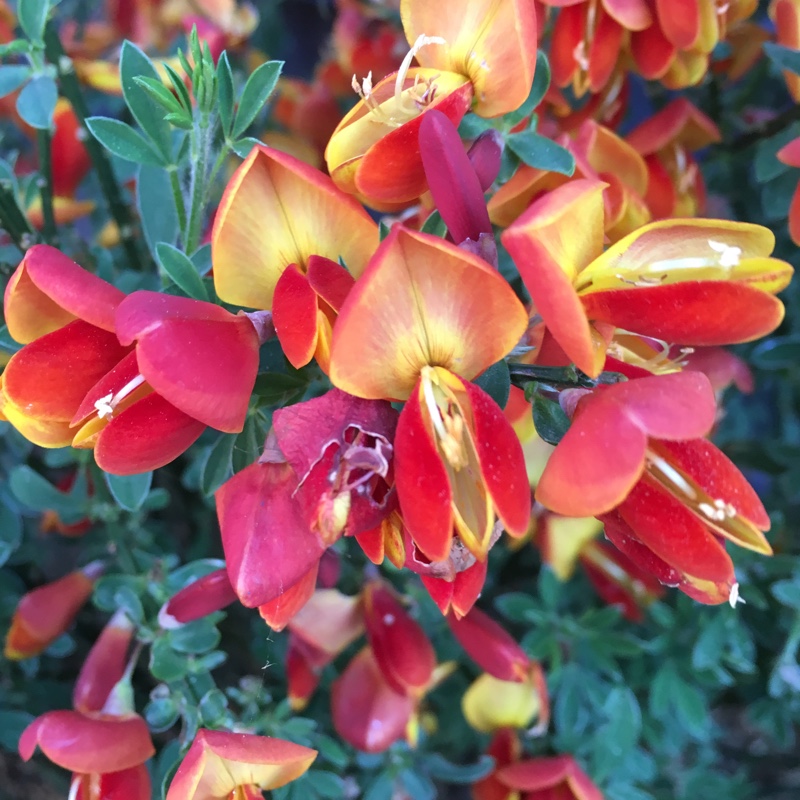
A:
162 569 238 627
73 610 135 713
216 462 325 608
464 380 531 538
331 647 414 753
258 562 319 632
394 384 454 562
306 255 355 312
629 23 675 80
115 292 259 432
3 322 129 439
93 393 206 475
656 0 700 48
448 607 530 681
617 479 734 583
287 636 322 711
272 264 319 369
363 581 436 697
581 281 786 345
656 438 770 531
536 395 648 517
5 245 125 344
588 8 624 92
549 5 584 87
19 711 154 773
93 764 151 800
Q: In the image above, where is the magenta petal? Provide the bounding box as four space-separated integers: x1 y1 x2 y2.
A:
216 461 326 608
467 130 504 191
94 393 206 474
116 291 259 432
419 110 493 245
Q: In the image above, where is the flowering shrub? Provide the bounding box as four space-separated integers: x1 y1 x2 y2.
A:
0 0 799 798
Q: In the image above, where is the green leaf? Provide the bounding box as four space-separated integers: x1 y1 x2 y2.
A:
199 433 236 495
232 60 283 138
144 694 180 733
216 52 235 137
16 74 57 130
17 0 50 41
507 130 575 175
420 209 448 237
307 771 347 799
379 219 391 240
495 591 538 622
0 502 22 567
363 772 395 800
155 242 210 301
754 123 800 182
198 689 229 726
133 75 187 119
532 394 570 444
0 710 34 751
166 559 226 593
138 164 179 255
10 465 85 517
94 575 144 612
232 415 262 473
161 62 194 115
169 619 221 654
764 42 800 77
85 117 165 166
120 40 173 163
505 50 551 126
104 471 153 511
474 360 510 409
150 637 190 682
772 578 800 609
751 334 800 370
231 136 262 159
399 770 436 800
425 754 496 783
0 65 31 99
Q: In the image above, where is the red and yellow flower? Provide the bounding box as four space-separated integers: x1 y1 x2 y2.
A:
330 226 531 566
325 0 537 208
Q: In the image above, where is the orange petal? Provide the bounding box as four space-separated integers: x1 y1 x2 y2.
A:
5 245 125 344
258 562 319 632
212 145 378 309
501 180 605 376
166 729 316 799
401 0 538 117
330 226 528 401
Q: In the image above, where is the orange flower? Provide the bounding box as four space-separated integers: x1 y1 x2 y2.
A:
325 0 537 207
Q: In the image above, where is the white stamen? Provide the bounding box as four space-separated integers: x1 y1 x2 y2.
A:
422 372 448 442
68 775 82 800
729 582 745 608
395 34 446 105
708 239 741 268
647 451 698 500
93 374 147 420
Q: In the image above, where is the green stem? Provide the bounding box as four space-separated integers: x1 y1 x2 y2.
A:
508 363 627 390
42 22 146 269
168 166 187 245
184 114 212 254
36 128 58 245
0 180 37 251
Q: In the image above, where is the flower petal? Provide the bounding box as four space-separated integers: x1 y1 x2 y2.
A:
5 245 125 343
216 462 325 608
272 264 320 369
401 0 537 117
462 673 540 733
166 729 317 799
92 393 206 475
19 711 154 774
115 292 260 432
213 145 378 309
331 226 528 400
258 562 319 632
331 647 414 753
501 180 606 376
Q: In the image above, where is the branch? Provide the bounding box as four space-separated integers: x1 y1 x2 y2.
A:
36 128 58 245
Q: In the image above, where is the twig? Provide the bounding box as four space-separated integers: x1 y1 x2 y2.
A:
726 104 800 151
0 179 37 251
42 22 147 269
36 128 58 245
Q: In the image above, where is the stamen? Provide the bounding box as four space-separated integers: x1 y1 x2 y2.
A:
93 374 147 420
68 775 82 800
729 582 745 608
646 450 698 501
708 239 742 268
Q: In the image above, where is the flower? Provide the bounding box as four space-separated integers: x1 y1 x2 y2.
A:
5 561 103 660
497 754 604 799
535 371 771 603
166 729 317 800
502 179 793 377
211 145 378 372
1 246 265 473
330 226 531 565
325 0 537 207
